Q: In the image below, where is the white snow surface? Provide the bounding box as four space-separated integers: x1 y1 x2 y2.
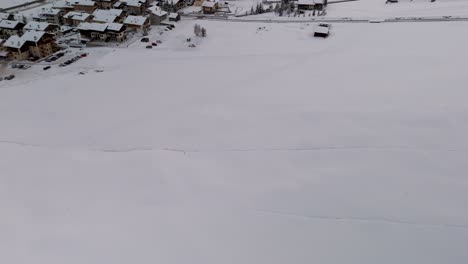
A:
326 0 468 17
0 0 35 9
2 20 468 264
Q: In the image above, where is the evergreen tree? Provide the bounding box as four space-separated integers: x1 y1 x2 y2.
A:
201 27 207 37
274 3 280 14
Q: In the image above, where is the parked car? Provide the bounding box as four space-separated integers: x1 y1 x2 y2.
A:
43 66 51 70
81 53 88 57
141 37 150 42
5 75 15 80
151 42 157 46
188 44 196 48
146 45 153 49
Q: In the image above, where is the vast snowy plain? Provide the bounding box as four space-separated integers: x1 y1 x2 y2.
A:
1 19 468 264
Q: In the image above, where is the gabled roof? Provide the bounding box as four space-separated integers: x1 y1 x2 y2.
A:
3 31 50 49
168 13 179 19
113 1 125 8
53 0 74 9
63 11 91 21
0 20 23 30
77 22 108 32
60 25 74 32
37 8 61 16
123 15 148 26
0 12 13 20
93 14 118 23
106 22 124 31
202 1 217 8
124 0 143 7
77 22 125 32
93 9 124 17
3 35 26 49
72 0 97 6
21 31 47 43
24 21 50 31
148 6 167 17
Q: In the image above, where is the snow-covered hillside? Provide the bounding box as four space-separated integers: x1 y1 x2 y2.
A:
2 20 468 264
0 0 34 9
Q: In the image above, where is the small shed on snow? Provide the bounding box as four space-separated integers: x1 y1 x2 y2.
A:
168 13 180 22
314 25 329 38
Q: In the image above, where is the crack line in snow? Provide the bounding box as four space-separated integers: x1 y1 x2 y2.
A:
162 146 463 153
0 140 49 148
0 140 465 154
255 209 468 230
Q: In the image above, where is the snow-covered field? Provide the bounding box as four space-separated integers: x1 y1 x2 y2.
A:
0 0 34 9
2 20 468 264
327 0 468 17
236 0 468 18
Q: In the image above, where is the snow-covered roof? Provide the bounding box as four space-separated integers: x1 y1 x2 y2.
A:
3 35 26 49
168 13 179 19
93 9 123 17
113 1 124 8
24 21 50 31
106 22 124 31
72 0 96 6
148 6 167 17
202 1 217 8
0 12 12 20
3 31 49 49
21 31 47 43
123 15 147 26
60 25 74 32
0 20 23 30
63 11 91 21
297 0 324 5
38 8 61 16
314 25 329 34
77 22 108 32
124 0 143 7
77 22 125 32
93 14 118 23
53 0 74 8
